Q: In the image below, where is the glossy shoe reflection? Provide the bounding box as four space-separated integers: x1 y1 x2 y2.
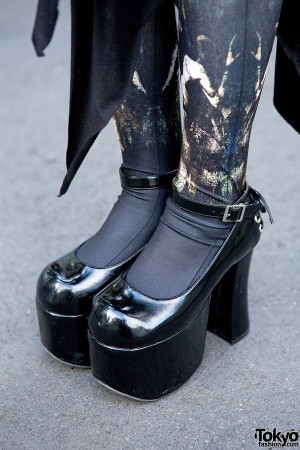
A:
88 184 273 399
36 168 176 367
36 248 141 367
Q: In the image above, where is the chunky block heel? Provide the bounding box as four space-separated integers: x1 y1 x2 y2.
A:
88 299 210 401
208 250 253 344
36 300 90 367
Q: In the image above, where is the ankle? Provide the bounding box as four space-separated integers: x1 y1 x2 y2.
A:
121 166 154 177
125 196 233 299
174 175 243 205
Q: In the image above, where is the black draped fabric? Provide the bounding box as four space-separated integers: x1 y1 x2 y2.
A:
32 0 300 196
274 0 300 136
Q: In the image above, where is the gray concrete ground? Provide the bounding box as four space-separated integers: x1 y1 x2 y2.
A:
0 2 299 449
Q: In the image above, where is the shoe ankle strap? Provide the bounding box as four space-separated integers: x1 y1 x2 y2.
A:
120 168 177 189
172 183 273 223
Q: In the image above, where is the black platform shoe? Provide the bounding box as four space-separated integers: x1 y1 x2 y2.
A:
35 168 177 367
88 183 273 399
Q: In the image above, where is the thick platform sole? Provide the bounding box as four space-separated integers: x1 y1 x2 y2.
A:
89 251 254 400
88 299 210 401
36 299 90 367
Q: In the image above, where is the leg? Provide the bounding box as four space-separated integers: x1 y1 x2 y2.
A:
35 0 181 367
175 0 283 205
76 0 181 267
125 0 283 298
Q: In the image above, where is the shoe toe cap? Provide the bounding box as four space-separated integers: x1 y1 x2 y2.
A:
89 302 147 349
88 278 161 349
36 251 95 315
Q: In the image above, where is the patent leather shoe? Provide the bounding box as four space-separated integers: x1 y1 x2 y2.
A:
88 183 273 399
36 168 177 367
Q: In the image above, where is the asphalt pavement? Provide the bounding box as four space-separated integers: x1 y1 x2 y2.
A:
0 2 299 449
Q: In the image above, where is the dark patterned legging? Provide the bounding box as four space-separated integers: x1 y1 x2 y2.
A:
114 0 283 204
114 0 182 176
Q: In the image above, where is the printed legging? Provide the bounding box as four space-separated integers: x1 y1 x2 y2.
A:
114 0 283 205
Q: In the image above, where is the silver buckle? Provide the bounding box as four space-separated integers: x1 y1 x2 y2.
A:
222 204 246 222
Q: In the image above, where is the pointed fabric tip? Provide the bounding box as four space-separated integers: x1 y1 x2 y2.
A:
57 133 101 198
58 174 70 197
32 40 45 57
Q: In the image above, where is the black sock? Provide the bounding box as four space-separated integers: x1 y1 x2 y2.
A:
76 170 170 267
125 197 233 298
